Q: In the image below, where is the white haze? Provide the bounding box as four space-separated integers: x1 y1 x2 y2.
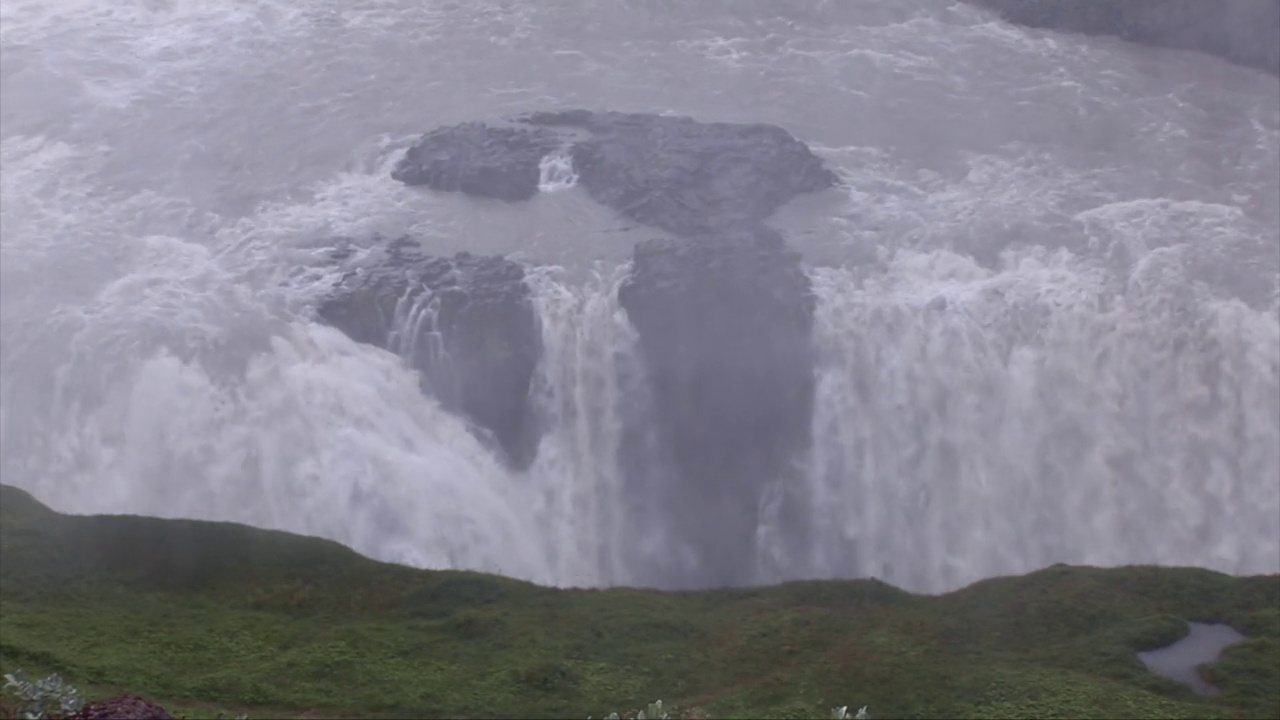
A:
1 0 1277 593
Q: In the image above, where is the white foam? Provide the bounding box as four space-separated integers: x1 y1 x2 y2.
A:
1 222 640 588
3 0 1277 594
14 320 553 579
521 265 638 587
784 250 1280 593
537 148 579 193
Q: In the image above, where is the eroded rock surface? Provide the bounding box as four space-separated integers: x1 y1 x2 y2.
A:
393 109 839 236
618 225 816 587
364 110 833 573
317 239 542 469
391 121 563 201
70 695 174 720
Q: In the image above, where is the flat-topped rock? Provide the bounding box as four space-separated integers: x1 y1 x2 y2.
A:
392 121 564 202
393 109 840 237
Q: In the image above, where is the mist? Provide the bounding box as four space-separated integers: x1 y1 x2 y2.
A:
1 0 1277 594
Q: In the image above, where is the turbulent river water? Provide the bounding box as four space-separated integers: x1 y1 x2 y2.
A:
1 0 1277 593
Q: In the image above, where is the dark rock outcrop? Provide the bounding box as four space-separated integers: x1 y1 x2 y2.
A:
528 110 840 236
393 109 840 236
388 109 832 582
965 0 1280 76
618 225 816 587
391 121 564 201
317 239 542 469
71 695 174 720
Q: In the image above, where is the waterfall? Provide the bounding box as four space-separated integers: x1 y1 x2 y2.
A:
788 248 1280 593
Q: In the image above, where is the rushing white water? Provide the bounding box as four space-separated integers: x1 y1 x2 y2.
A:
1 0 1277 593
538 149 580 193
522 265 638 588
788 251 1280 592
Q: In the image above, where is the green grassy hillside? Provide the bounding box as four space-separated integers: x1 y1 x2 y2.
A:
1 483 1276 719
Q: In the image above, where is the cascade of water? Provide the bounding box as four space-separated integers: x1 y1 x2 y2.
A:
521 265 641 587
787 248 1279 593
3 0 1276 594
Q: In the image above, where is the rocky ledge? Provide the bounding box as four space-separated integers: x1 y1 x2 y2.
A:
392 109 840 237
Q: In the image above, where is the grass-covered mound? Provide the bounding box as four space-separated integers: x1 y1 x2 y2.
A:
1 483 1276 719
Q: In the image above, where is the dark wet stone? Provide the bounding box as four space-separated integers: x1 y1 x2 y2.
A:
317 239 542 469
391 121 563 201
965 0 1280 76
70 695 174 720
393 109 840 237
618 225 816 587
391 109 837 577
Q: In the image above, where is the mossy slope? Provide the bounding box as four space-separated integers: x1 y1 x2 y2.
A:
1 484 1276 719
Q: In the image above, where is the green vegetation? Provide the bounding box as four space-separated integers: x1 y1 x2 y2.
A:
1 483 1277 719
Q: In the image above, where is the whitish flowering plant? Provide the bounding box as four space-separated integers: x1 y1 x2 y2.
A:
2 671 84 720
592 699 670 719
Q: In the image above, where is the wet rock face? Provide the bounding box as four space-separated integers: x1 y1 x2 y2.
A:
383 109 833 582
527 110 840 236
965 0 1280 76
317 240 542 469
618 226 816 587
393 109 840 236
70 695 174 720
391 122 564 201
